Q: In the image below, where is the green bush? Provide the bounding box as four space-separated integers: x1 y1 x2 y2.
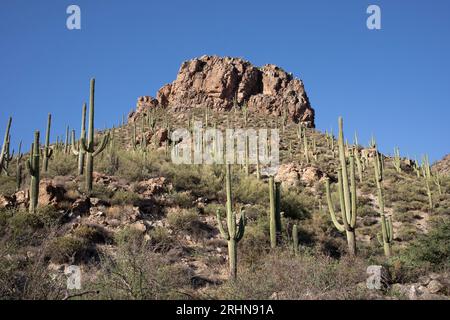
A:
0 175 16 196
46 235 93 264
398 218 450 272
167 208 199 232
91 240 192 299
111 190 140 206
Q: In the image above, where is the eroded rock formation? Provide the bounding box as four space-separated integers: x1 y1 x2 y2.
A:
129 55 315 127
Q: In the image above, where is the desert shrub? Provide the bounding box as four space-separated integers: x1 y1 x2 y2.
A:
395 218 450 275
72 224 110 244
204 202 222 216
7 211 45 244
0 246 66 300
280 189 312 220
0 175 16 196
168 191 194 208
234 176 268 205
238 220 270 266
91 184 114 200
110 190 140 206
46 235 94 264
35 205 64 227
217 250 369 300
47 153 77 177
91 240 193 299
147 226 174 252
114 226 145 246
167 208 199 232
395 225 418 242
163 164 222 199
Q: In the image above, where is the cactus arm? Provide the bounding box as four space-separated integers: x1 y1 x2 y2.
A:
216 209 230 241
80 137 89 153
0 117 12 166
338 117 352 228
337 169 350 230
325 178 345 232
71 130 80 155
235 211 246 242
92 133 110 157
349 155 357 228
26 158 34 176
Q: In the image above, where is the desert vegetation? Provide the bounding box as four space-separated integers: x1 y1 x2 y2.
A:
1 58 449 300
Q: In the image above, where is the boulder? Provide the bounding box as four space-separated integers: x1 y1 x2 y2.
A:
275 163 325 188
71 197 91 215
136 177 170 198
38 179 66 207
366 265 390 290
14 190 28 208
427 280 444 294
0 195 15 210
153 128 169 146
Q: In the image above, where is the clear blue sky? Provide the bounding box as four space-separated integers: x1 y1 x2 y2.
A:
1 0 449 162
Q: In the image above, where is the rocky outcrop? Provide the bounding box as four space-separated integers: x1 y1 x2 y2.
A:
275 163 326 188
129 55 315 127
38 179 66 207
433 154 450 175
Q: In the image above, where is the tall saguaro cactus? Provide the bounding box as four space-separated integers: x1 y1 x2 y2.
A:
42 113 53 172
373 149 393 257
16 141 23 191
80 79 109 194
292 224 299 255
27 131 40 213
0 117 12 174
269 176 277 248
71 103 87 175
393 147 401 173
268 176 281 248
325 117 357 256
216 164 245 280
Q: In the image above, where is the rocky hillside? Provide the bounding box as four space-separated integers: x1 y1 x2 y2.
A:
129 55 315 127
0 57 449 300
433 154 450 175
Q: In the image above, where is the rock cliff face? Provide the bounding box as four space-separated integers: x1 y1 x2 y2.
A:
433 154 450 175
129 55 315 127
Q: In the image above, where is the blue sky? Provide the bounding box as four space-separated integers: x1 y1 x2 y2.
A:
0 0 449 162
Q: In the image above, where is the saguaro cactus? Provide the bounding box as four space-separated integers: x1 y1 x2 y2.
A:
425 177 433 210
268 176 282 248
71 103 87 175
393 147 401 173
26 131 40 213
1 133 14 175
15 141 23 191
292 224 299 255
80 78 110 194
0 117 12 173
373 149 393 257
216 164 245 280
434 172 442 196
324 117 357 256
354 147 363 183
269 176 276 248
42 113 53 172
303 129 309 164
